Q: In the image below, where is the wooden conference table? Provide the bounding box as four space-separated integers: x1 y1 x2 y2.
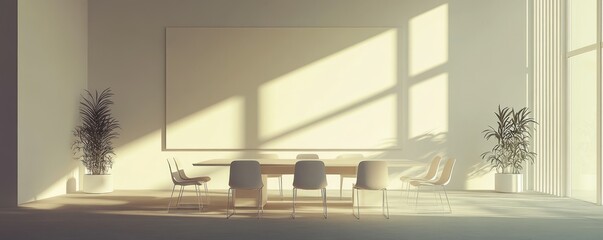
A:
193 158 421 207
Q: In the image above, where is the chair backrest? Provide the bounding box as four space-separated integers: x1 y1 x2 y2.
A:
296 153 319 159
336 154 364 159
355 161 388 190
229 160 263 189
422 156 442 181
172 158 191 180
293 160 327 189
166 158 185 184
433 158 456 186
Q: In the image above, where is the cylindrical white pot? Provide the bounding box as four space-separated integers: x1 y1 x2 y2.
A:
495 173 523 193
83 174 114 193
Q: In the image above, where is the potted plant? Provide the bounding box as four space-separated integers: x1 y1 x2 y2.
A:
481 106 537 193
73 88 120 193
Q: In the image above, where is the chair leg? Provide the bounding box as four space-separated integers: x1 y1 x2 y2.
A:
382 189 385 216
226 188 238 218
437 187 444 211
442 186 452 213
322 188 328 219
176 186 184 208
351 187 356 217
257 188 262 219
194 185 202 212
226 188 233 219
414 185 420 210
406 182 412 204
204 183 210 204
232 189 237 215
167 185 176 213
340 176 344 199
432 185 439 207
353 188 360 219
291 188 297 219
383 189 390 219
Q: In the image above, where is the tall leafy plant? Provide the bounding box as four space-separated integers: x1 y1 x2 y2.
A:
481 106 537 174
73 88 120 175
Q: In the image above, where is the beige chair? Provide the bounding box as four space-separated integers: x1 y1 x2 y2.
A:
400 156 441 200
352 161 389 219
292 160 328 219
336 154 364 199
166 159 204 212
410 158 456 213
172 158 211 204
226 160 264 219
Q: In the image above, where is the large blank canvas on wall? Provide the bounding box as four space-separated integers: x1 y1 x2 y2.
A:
166 27 398 150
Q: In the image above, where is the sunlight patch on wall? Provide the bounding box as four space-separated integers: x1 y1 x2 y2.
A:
409 3 448 76
261 94 397 149
568 0 597 51
569 51 598 202
166 96 244 149
22 169 79 204
259 29 397 148
408 73 448 139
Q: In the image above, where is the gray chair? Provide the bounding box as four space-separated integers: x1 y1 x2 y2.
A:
292 160 328 219
352 161 389 219
226 160 264 219
166 159 204 212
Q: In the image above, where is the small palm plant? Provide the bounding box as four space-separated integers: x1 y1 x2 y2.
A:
73 88 120 175
481 106 537 174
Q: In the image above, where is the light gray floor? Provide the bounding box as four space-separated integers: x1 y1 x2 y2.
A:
1 189 602 240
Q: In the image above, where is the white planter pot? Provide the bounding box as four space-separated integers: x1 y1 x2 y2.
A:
495 173 523 193
83 174 114 193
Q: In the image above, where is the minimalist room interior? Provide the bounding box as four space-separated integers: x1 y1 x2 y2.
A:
2 0 603 239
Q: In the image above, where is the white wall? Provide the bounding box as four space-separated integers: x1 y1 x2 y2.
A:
18 0 88 204
88 0 527 191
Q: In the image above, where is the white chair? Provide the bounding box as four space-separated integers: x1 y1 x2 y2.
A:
400 156 441 200
336 154 364 199
172 158 211 204
292 160 328 219
166 159 204 212
352 161 389 219
226 160 264 219
410 158 456 213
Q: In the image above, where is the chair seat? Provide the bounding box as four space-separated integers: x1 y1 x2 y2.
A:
178 179 205 186
409 180 436 187
185 176 211 183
